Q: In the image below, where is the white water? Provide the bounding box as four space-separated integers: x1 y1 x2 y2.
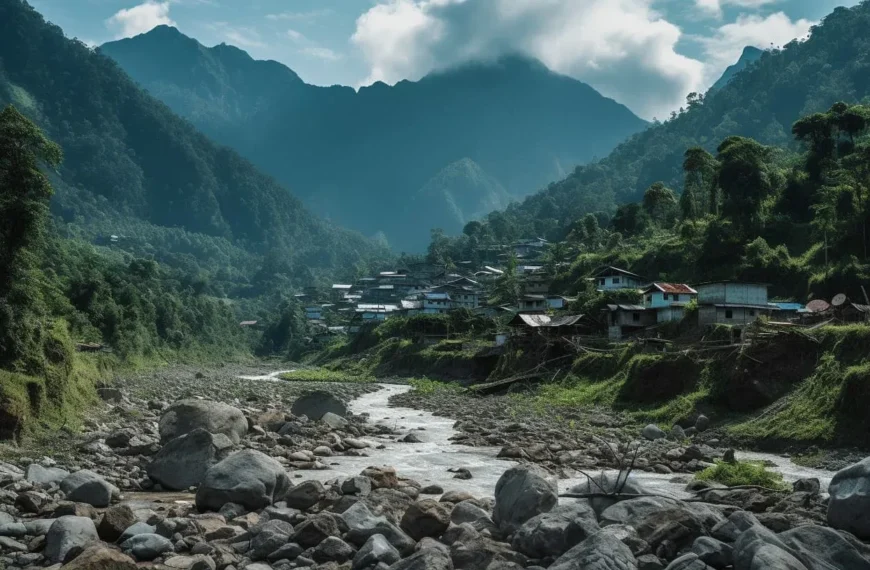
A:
243 378 836 499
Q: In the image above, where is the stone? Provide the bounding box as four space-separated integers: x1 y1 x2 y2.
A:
267 542 304 562
148 428 234 491
0 535 27 551
366 488 415 524
25 464 70 486
779 524 870 570
549 531 639 570
663 553 712 570
400 499 451 540
97 387 123 402
0 522 27 537
643 425 666 441
387 547 453 570
671 425 687 440
827 456 870 539
322 412 349 429
421 485 443 495
285 480 326 511
45 516 99 564
450 501 492 526
638 554 665 570
314 445 334 457
512 502 600 559
695 415 710 432
568 472 650 516
121 533 174 561
691 536 732 568
360 467 400 490
292 513 340 548
493 466 558 534
106 428 136 448
163 555 217 570
195 449 292 512
159 399 248 444
792 478 821 494
343 476 373 496
353 534 401 569
97 505 137 543
119 522 156 543
60 470 117 508
291 391 348 421
343 502 417 556
250 520 293 561
732 526 808 570
313 536 355 563
60 545 138 570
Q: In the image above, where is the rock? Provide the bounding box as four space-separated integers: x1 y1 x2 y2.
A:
671 425 686 440
549 531 638 570
285 480 326 511
779 524 870 570
827 456 870 539
119 522 156 543
0 535 27 551
722 449 736 464
250 520 293 561
353 534 401 570
421 485 443 495
163 555 217 570
401 433 423 443
568 472 650 515
267 542 303 562
0 522 26 537
663 553 712 570
512 502 600 559
60 545 138 570
343 502 417 556
343 477 373 496
643 425 666 441
387 547 453 570
792 478 821 494
292 513 340 548
440 490 474 504
159 399 248 444
691 536 732 568
45 516 99 564
121 533 174 561
493 466 558 534
732 526 808 570
105 428 135 448
695 415 710 432
450 502 492 526
291 391 348 420
362 466 400 489
97 387 123 402
451 468 472 480
322 412 349 429
313 536 355 563
25 464 69 486
60 470 117 508
314 445 334 457
401 499 451 540
97 505 137 543
195 449 292 512
148 428 234 491
366 488 415 523
638 554 665 570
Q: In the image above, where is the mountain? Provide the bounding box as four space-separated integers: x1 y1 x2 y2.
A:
710 46 764 92
101 28 647 250
473 3 870 241
0 0 390 291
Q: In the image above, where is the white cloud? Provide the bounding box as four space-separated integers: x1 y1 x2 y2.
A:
698 12 813 84
287 28 307 43
695 0 780 19
206 22 266 48
351 0 705 120
106 1 175 39
266 9 335 22
301 47 343 62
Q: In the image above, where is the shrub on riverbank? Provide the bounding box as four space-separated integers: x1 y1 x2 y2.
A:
280 369 374 383
696 460 789 491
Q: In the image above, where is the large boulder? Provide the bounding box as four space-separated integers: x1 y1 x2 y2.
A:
549 531 638 570
388 547 453 570
45 516 99 563
354 533 401 569
779 525 870 570
827 457 870 539
733 526 809 570
493 466 558 534
60 470 117 508
97 505 137 543
291 390 347 420
195 449 291 512
568 473 650 515
602 497 725 553
400 499 452 540
147 428 234 490
642 425 666 441
25 464 69 486
512 502 600 559
159 399 247 444
60 545 138 570
343 501 417 556
120 533 174 561
285 480 326 511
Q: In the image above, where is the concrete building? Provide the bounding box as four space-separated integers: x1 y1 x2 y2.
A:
604 304 657 340
590 267 646 291
695 282 771 326
643 283 698 323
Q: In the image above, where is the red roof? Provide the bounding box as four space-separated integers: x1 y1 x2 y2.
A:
646 283 697 295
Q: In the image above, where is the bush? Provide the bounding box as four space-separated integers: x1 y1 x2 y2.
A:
696 460 789 490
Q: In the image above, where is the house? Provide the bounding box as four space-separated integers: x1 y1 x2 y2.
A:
349 304 400 332
547 296 576 310
590 267 646 291
305 306 323 321
422 292 452 314
400 299 423 316
508 314 593 337
835 302 870 323
643 283 698 323
695 282 771 327
522 270 551 296
770 302 805 320
518 295 548 313
604 304 657 340
513 238 549 259
331 284 352 302
432 283 481 310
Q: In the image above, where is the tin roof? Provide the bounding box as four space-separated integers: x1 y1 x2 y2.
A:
593 266 643 279
644 283 697 295
509 314 587 327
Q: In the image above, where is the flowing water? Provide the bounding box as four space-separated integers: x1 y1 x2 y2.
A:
241 375 837 499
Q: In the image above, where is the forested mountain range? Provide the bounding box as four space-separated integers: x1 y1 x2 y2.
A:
709 46 763 93
0 0 391 292
466 2 870 242
101 27 647 250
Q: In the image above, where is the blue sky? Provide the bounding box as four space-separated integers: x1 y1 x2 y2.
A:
29 0 858 119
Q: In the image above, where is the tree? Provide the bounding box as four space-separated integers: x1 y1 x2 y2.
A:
582 214 600 246
426 228 452 267
683 147 717 215
680 185 699 220
611 203 649 236
642 182 678 226
492 254 520 306
716 136 776 232
0 105 62 298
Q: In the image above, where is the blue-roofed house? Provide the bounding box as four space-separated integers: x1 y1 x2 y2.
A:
771 302 805 319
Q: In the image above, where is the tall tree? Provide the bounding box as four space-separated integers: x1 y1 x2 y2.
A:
642 182 678 226
716 136 776 232
683 147 717 215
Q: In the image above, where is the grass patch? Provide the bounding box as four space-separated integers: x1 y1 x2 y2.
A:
696 460 789 491
280 368 375 383
409 378 464 395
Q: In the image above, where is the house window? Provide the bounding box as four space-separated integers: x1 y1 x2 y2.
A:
663 294 669 301
646 295 652 303
598 279 605 286
725 309 733 319
632 313 640 322
749 309 756 317
613 277 621 285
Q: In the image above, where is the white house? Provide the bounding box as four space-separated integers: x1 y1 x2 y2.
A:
547 296 576 310
518 295 547 313
643 283 698 323
695 282 771 326
422 292 452 314
590 267 646 291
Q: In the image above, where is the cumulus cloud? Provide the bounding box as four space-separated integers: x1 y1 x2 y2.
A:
266 9 335 22
698 12 813 83
106 1 175 39
695 0 780 19
286 28 307 43
301 47 343 62
351 0 705 120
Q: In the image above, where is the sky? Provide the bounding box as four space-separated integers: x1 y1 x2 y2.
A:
29 0 859 120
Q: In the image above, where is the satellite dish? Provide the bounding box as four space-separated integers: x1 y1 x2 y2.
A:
806 299 831 313
832 293 848 307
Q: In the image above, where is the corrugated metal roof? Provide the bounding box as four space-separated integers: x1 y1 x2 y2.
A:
606 304 647 311
646 283 697 295
772 302 804 311
401 300 423 309
594 266 643 279
332 284 352 289
509 314 587 327
424 293 451 300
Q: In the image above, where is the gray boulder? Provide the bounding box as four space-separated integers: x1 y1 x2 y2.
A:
691 537 733 568
121 533 174 561
779 524 870 570
342 476 373 497
387 547 453 570
827 457 870 539
322 412 349 429
512 502 600 558
664 554 713 570
343 501 416 556
119 522 157 543
400 499 452 540
695 415 710 432
493 466 558 534
313 536 355 563
353 533 401 569
291 513 340 548
195 449 292 511
25 464 69 486
291 391 347 420
250 519 294 561
45 516 99 563
568 473 650 515
159 399 247 444
451 501 492 526
733 526 808 570
549 531 638 570
642 425 666 441
60 470 117 507
711 510 761 543
285 480 326 511
147 428 234 490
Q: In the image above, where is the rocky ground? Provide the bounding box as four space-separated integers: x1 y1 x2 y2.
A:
0 366 869 570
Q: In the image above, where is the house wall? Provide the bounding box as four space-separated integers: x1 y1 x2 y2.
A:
657 306 685 323
645 292 696 308
597 275 643 291
697 283 768 306
698 306 763 326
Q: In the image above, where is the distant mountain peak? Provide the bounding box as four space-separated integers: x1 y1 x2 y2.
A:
709 46 765 92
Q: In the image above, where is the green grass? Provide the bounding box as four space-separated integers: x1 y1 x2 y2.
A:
409 378 464 395
695 460 789 490
280 368 375 383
